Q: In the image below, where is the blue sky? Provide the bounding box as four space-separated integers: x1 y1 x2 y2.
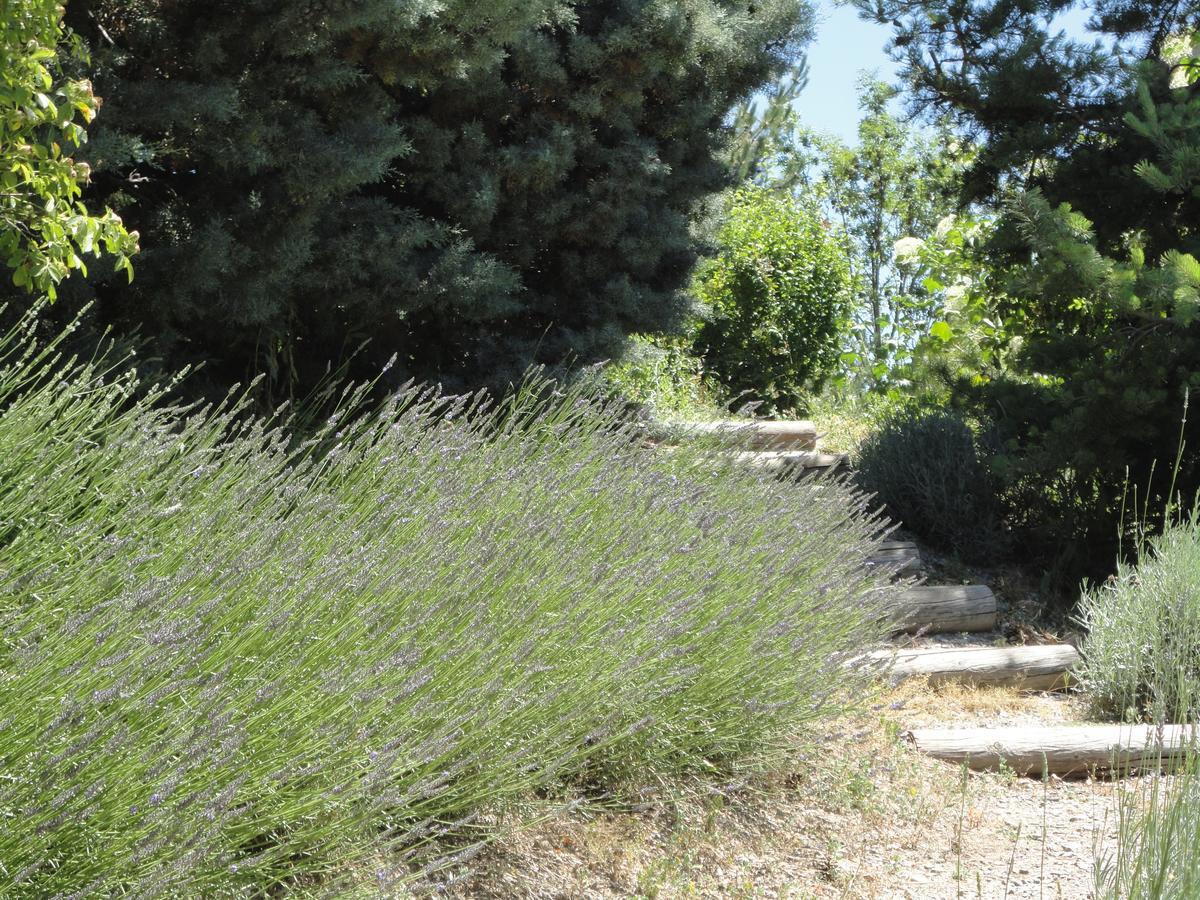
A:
800 2 899 143
801 1 1098 144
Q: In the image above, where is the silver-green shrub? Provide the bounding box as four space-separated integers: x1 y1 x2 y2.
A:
1078 518 1200 723
0 314 896 895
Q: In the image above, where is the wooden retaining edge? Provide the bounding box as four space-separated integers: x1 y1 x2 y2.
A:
888 585 997 634
866 540 921 575
730 450 848 473
656 447 846 475
907 725 1200 777
678 420 819 450
866 644 1079 691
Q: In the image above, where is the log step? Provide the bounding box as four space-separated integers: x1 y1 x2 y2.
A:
730 450 848 474
888 585 997 634
869 644 1079 690
680 420 819 450
907 725 1199 777
866 540 921 574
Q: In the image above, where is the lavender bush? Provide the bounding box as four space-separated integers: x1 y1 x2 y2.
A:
0 314 897 895
1078 515 1200 723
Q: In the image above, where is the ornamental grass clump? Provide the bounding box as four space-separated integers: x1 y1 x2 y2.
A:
1094 756 1200 899
0 314 896 896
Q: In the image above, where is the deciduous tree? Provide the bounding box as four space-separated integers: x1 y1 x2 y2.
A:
0 0 136 299
692 185 852 414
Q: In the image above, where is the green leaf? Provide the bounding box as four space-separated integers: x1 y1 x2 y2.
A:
929 320 953 342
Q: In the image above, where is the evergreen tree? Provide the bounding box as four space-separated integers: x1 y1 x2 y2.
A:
58 0 812 397
852 0 1198 252
726 59 810 184
857 0 1200 585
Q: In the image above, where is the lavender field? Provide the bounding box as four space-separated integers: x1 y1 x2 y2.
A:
0 315 897 895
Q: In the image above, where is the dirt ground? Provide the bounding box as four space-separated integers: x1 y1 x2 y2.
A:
430 680 1154 899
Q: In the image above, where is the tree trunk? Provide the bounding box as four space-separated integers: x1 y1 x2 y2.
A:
866 540 920 574
681 420 819 450
730 450 847 474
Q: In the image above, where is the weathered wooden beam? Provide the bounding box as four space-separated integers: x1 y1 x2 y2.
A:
680 420 819 450
888 585 997 634
730 450 848 474
866 540 921 574
868 644 1079 690
907 725 1199 777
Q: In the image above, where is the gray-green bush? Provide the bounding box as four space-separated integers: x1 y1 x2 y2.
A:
0 314 895 895
1078 517 1200 723
855 409 1006 562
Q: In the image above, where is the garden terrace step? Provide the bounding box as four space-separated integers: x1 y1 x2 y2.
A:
867 644 1079 691
730 450 848 475
888 585 997 634
679 420 819 450
907 725 1200 777
866 540 921 575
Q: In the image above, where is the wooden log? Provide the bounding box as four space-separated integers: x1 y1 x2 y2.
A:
658 448 846 480
889 585 997 634
868 644 1079 690
907 725 1200 777
866 540 921 574
730 450 848 474
681 420 819 450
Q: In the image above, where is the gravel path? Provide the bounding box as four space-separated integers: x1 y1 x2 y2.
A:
437 685 1149 899
874 685 1116 899
876 739 1125 898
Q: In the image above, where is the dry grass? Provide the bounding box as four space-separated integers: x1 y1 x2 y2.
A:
427 683 1084 898
428 711 958 899
417 678 1143 899
882 678 1087 729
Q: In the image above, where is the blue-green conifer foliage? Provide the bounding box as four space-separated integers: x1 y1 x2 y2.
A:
58 0 812 395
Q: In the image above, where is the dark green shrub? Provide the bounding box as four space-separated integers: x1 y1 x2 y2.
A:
945 186 1200 590
855 409 1006 562
692 186 852 415
854 15 1200 589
